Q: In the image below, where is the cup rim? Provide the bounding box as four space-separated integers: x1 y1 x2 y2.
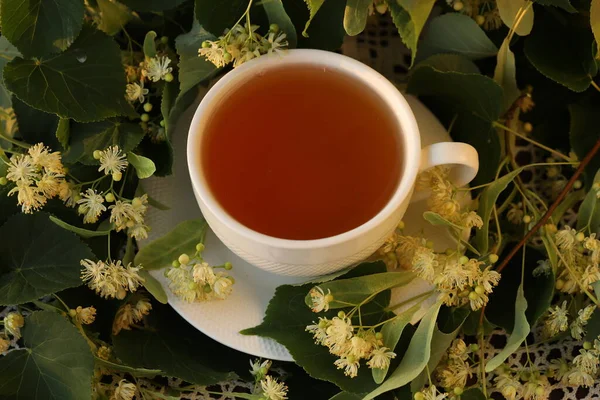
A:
187 49 421 250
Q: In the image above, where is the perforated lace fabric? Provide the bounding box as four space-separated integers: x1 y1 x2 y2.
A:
343 14 592 400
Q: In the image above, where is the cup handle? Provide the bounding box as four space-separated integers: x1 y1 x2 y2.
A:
410 142 479 203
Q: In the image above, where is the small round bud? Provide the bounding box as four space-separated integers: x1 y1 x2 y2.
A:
584 341 593 350
116 288 127 300
523 215 532 224
520 371 531 381
414 392 425 400
459 255 469 264
324 294 334 303
140 113 150 122
475 285 485 295
160 120 166 127
475 15 485 25
397 221 405 230
535 386 545 396
468 291 479 301
132 197 142 207
426 240 434 249
171 260 180 268
160 36 169 44
547 167 559 178
555 279 565 290
445 248 454 256
223 52 232 62
112 171 122 181
453 1 464 11
203 284 212 293
453 387 464 396
105 192 115 203
318 319 328 329
143 103 153 112
0 177 7 185
178 253 190 265
523 122 533 133
259 366 268 375
469 343 479 352
337 311 346 319
459 290 470 297
576 232 586 242
196 243 205 253
93 150 103 159
545 223 558 234
201 40 211 48
188 281 197 290
224 262 233 270
346 355 356 363
574 180 583 189
164 72 174 82
375 332 383 340
68 309 77 317
489 254 499 263
375 2 388 13
269 23 280 33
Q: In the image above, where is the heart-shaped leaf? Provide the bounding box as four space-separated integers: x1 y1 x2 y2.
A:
127 152 156 179
385 0 436 65
195 0 248 36
0 213 93 305
120 0 186 11
577 171 600 234
0 311 94 399
343 0 372 36
134 218 208 270
96 0 133 36
0 37 20 109
0 0 84 58
263 0 298 47
138 270 168 304
4 25 132 122
537 0 576 13
497 0 534 36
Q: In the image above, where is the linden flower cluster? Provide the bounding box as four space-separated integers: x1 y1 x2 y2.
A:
548 339 600 387
416 166 483 229
165 244 235 303
199 23 288 68
445 0 503 31
435 339 474 391
543 301 596 339
112 294 152 335
494 366 550 400
80 259 144 299
126 54 173 104
551 226 600 295
250 359 289 400
3 143 77 213
0 312 24 354
306 289 396 378
413 385 449 400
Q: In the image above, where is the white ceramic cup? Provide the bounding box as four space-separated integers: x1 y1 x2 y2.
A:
187 49 479 277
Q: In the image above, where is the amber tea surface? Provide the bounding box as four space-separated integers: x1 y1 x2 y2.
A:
202 66 402 240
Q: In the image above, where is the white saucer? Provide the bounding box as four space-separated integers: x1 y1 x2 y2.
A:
140 90 462 362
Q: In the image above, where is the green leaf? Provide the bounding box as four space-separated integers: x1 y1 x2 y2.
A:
0 213 93 305
56 118 70 150
134 218 208 270
301 0 325 37
486 283 529 372
524 13 596 92
437 306 470 334
4 25 132 122
385 0 436 65
143 30 157 58
113 303 239 385
570 105 600 189
195 0 248 35
418 53 480 74
462 309 496 336
0 311 94 399
95 358 162 378
176 21 219 95
243 262 391 393
577 172 600 235
139 269 168 304
593 0 600 60
585 307 600 341
64 119 144 164
160 79 177 135
422 211 464 230
0 0 84 58
486 246 554 332
306 270 415 309
343 0 371 36
364 301 442 399
12 96 60 149
537 0 576 13
120 0 186 11
475 168 523 254
494 39 520 112
0 36 20 109
96 0 133 36
461 388 486 400
418 13 498 61
263 0 298 47
373 303 421 384
127 152 156 179
49 215 112 237
329 392 364 400
496 0 534 36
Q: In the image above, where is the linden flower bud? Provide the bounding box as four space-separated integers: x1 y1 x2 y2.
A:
584 341 593 350
454 387 464 395
468 291 478 301
475 15 485 25
576 232 585 242
475 285 485 295
112 171 123 181
397 221 405 230
269 23 280 32
459 255 469 264
105 192 115 203
93 150 103 159
453 1 464 11
160 36 169 44
160 119 166 127
178 253 190 265
574 180 583 189
5 312 25 339
555 279 565 290
470 343 479 352
223 52 232 62
224 261 232 270
0 337 10 354
201 40 211 48
140 113 150 122
489 254 499 263
143 103 153 112
523 122 533 133
116 288 127 300
414 393 425 400
0 177 7 185
337 311 346 318
196 243 205 253
171 260 180 268
535 386 545 396
523 215 532 224
164 72 174 82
